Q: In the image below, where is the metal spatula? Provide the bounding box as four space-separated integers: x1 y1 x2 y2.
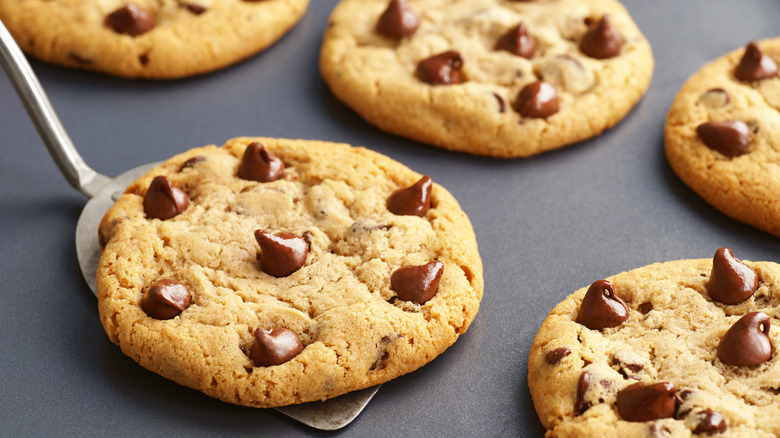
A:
0 20 378 431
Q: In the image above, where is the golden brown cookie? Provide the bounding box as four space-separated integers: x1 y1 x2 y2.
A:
0 0 309 78
665 38 780 238
96 137 483 408
320 0 654 158
528 248 780 437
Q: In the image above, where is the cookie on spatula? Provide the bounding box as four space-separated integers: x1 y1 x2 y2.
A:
96 137 483 407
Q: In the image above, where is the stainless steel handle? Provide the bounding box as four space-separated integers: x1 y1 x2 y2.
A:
0 19 109 198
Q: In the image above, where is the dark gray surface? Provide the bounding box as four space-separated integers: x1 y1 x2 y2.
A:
1 1 780 436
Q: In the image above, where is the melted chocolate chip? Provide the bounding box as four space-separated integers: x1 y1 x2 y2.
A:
576 279 629 330
143 175 189 220
492 93 506 113
735 41 778 82
545 347 571 365
237 142 285 182
105 4 156 36
68 53 93 66
648 424 672 437
141 279 191 320
718 311 772 367
693 409 728 435
370 350 390 370
696 120 750 157
707 247 759 304
250 327 303 366
495 23 537 59
624 363 643 374
416 51 465 85
180 3 207 14
391 261 444 304
699 88 730 108
254 230 308 277
575 371 591 414
513 81 559 118
377 0 419 38
387 175 433 216
579 15 622 59
638 302 654 314
616 382 680 422
179 155 206 171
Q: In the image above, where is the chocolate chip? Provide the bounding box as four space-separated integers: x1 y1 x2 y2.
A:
179 155 206 171
576 279 629 330
377 0 419 38
696 120 750 157
693 409 728 435
68 53 93 66
302 230 314 251
250 327 303 366
699 88 730 108
105 4 156 37
616 382 680 422
141 279 191 320
638 302 653 314
579 15 622 59
387 175 433 216
254 230 308 277
513 81 559 118
648 424 672 437
492 93 506 113
391 261 444 304
575 371 591 414
718 311 772 367
545 347 571 365
495 23 537 59
416 51 465 85
624 363 643 374
735 41 778 82
237 142 285 182
381 334 401 343
180 3 207 14
613 350 646 379
370 350 390 370
707 247 758 305
143 176 189 220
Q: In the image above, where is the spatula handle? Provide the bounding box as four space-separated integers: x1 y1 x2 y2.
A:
0 19 109 198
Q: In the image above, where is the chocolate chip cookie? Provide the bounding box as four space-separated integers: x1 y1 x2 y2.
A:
528 248 780 437
0 0 309 78
665 39 780 238
320 0 654 158
96 137 483 408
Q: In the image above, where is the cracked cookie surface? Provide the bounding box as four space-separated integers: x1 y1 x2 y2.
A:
665 38 780 238
96 137 483 408
320 0 653 158
528 256 780 437
0 0 308 78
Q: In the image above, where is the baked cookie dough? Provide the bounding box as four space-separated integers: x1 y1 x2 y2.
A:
528 248 780 437
0 0 309 78
665 39 780 238
96 137 483 408
320 0 654 158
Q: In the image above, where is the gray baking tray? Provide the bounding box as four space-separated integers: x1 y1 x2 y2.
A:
1 1 779 436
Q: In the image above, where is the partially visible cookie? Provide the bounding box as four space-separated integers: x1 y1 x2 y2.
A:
0 0 309 78
665 38 780 238
528 248 780 437
96 137 483 408
320 0 654 158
